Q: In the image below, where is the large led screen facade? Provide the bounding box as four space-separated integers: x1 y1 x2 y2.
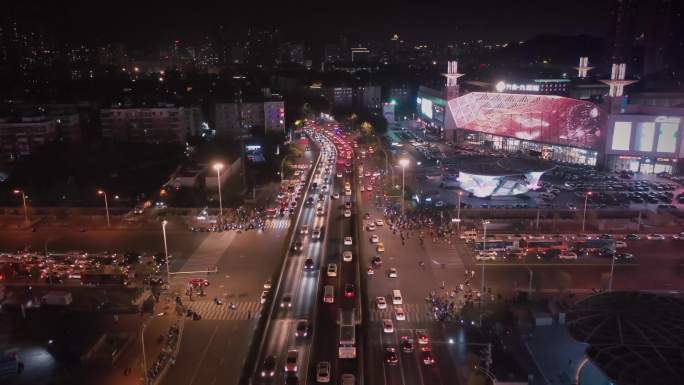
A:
447 92 605 149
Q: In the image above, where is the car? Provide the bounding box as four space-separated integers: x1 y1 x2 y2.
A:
400 336 414 353
376 243 385 253
394 308 406 321
344 236 353 245
416 330 429 345
264 279 272 289
303 258 315 272
343 251 353 262
293 241 304 252
435 200 444 207
370 234 380 244
316 207 325 216
366 185 373 192
340 374 355 385
599 234 613 240
383 319 394 333
614 240 627 248
566 203 577 210
344 283 355 298
558 252 578 260
376 297 387 309
360 185 365 192
647 234 666 240
332 193 340 199
421 348 435 365
261 355 276 378
385 348 399 365
344 201 352 209
476 251 497 261
260 290 268 304
327 263 338 277
624 234 640 240
375 219 384 226
388 268 398 278
674 232 684 240
371 256 383 266
316 361 331 383
285 350 298 373
366 223 376 231
281 293 293 308
344 209 352 218
312 229 322 240
189 278 210 287
363 213 371 220
615 252 635 262
295 320 309 338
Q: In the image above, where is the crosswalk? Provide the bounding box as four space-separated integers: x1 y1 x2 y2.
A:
264 218 292 231
370 303 436 323
186 300 262 321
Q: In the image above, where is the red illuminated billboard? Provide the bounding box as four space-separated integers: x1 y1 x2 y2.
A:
447 92 605 149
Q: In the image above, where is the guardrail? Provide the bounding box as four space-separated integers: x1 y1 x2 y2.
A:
239 138 322 385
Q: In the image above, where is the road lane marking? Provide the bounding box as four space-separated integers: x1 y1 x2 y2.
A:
188 325 219 385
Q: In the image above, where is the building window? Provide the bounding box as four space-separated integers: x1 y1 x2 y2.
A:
656 123 678 153
634 122 655 152
611 121 632 151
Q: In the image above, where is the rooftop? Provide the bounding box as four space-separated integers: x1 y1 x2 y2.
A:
567 292 684 385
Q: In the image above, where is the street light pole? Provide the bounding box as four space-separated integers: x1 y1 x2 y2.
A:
13 189 29 225
480 220 490 326
162 220 170 286
399 158 409 217
608 254 616 292
213 163 224 223
141 322 149 385
457 191 463 234
97 190 110 228
582 191 592 233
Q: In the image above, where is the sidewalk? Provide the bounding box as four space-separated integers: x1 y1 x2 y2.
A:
84 295 185 385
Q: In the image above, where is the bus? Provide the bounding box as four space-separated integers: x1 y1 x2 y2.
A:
473 239 518 251
571 239 615 253
338 309 356 359
519 239 566 253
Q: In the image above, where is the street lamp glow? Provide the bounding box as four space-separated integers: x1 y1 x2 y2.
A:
398 158 410 217
97 189 110 227
13 189 29 225
213 163 224 222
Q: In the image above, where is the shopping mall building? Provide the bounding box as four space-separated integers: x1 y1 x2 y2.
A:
438 68 684 174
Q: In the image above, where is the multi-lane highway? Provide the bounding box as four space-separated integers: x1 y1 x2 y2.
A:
253 125 361 385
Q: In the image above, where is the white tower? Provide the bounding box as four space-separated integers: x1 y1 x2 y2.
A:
443 61 465 100
600 63 637 97
574 57 594 78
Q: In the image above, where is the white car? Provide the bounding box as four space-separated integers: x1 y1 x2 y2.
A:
316 206 325 216
344 209 352 218
370 234 380 244
558 252 578 260
300 225 309 235
312 228 322 240
388 268 398 278
476 251 497 261
647 234 666 240
360 186 365 192
394 308 406 321
375 219 384 226
327 263 338 277
344 236 353 245
332 193 340 199
260 290 268 304
383 319 394 333
614 240 627 248
263 279 272 289
366 185 373 192
316 361 331 383
367 223 376 231
343 251 353 262
376 297 387 309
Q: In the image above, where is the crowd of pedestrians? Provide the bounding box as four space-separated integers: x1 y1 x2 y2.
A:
189 206 268 233
383 204 458 248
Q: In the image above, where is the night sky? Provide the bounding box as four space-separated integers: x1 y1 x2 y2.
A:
8 0 614 44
